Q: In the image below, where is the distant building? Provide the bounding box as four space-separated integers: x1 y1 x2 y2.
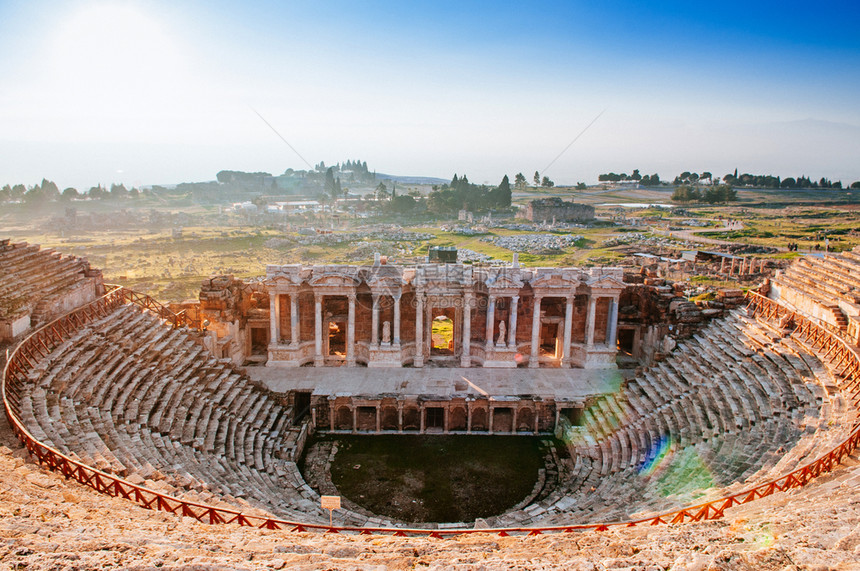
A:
272 201 322 214
233 202 258 213
524 198 594 223
428 246 458 264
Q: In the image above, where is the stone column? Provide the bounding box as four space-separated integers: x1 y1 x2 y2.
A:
720 256 727 273
562 296 574 366
419 404 426 433
485 295 496 350
534 403 540 434
508 295 519 349
730 258 738 275
347 294 356 367
329 399 335 432
607 296 619 348
585 295 597 347
375 406 381 433
371 293 380 347
397 401 403 434
314 294 324 366
488 407 494 435
461 293 472 367
414 291 424 367
443 405 450 434
351 405 357 433
513 405 519 434
393 293 401 346
529 295 542 368
269 293 279 345
290 294 299 347
466 401 472 433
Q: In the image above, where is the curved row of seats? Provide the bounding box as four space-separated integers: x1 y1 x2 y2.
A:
13 298 856 529
16 303 388 526
771 247 860 330
0 239 99 327
489 309 856 527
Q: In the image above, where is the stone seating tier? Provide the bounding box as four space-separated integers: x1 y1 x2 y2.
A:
486 309 856 527
771 249 860 331
14 298 857 529
0 241 98 326
16 304 366 525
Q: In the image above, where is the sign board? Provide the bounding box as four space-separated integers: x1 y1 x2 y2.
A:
321 495 341 510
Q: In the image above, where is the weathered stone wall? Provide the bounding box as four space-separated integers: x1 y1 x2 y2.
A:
0 239 105 341
524 197 595 223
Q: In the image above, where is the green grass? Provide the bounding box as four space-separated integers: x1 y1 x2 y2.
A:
431 317 454 348
320 435 549 523
689 276 739 288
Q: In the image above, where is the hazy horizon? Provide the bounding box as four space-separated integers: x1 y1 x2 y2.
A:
2 1 859 191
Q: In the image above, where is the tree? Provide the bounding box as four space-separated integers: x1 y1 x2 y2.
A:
61 187 79 200
88 185 107 199
493 175 512 207
641 173 660 186
0 185 10 202
41 179 60 201
375 182 388 199
110 183 128 199
324 167 336 198
780 177 796 189
631 169 641 181
701 172 712 183
23 183 45 203
387 195 417 214
575 182 587 190
11 184 25 200
533 171 540 186
851 181 860 189
541 176 554 188
702 184 737 203
514 172 527 190
721 185 738 202
671 185 700 203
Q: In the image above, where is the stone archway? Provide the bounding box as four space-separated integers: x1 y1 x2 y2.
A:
402 407 420 431
381 406 398 431
471 407 488 431
449 406 467 431
516 407 534 432
335 406 352 430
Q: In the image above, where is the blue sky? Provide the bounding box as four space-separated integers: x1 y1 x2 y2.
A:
1 0 859 189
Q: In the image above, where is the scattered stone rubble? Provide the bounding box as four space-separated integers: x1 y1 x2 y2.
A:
440 224 482 235
483 234 583 254
265 228 434 249
602 232 690 249
456 248 504 265
494 221 588 232
347 241 413 261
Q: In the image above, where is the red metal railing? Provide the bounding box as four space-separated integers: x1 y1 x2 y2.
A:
2 288 860 536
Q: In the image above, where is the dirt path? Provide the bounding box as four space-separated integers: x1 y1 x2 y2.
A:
650 220 754 248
